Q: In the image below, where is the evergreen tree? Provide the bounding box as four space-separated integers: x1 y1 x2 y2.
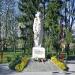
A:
44 0 63 53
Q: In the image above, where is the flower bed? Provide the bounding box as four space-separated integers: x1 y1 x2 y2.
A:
9 55 29 72
51 56 69 71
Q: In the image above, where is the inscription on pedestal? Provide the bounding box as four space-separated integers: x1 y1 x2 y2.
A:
32 47 45 59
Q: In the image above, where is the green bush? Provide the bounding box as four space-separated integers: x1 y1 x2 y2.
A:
9 55 29 72
9 55 21 70
51 56 69 71
15 56 29 72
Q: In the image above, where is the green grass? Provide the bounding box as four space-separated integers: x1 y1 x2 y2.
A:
0 51 31 63
0 52 23 63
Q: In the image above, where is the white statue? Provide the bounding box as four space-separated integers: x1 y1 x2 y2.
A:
33 11 43 47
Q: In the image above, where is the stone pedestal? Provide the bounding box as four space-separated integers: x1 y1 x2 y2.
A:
32 47 45 59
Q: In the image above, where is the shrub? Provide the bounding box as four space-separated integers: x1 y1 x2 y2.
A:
15 62 25 72
9 55 29 72
51 56 69 71
9 56 21 70
15 56 29 72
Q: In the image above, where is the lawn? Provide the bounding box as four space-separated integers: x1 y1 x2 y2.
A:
0 51 23 63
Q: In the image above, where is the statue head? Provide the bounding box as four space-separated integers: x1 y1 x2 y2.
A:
35 11 42 18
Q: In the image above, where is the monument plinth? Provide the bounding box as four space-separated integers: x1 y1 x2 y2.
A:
32 11 45 59
32 47 45 59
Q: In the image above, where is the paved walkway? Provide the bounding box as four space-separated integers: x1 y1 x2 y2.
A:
66 60 75 72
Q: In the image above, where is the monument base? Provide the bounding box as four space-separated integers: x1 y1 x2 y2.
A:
32 47 45 59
